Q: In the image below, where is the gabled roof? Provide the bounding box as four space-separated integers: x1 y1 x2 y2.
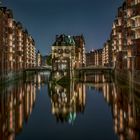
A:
53 34 75 46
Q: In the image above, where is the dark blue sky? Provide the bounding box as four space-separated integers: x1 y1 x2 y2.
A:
3 0 122 55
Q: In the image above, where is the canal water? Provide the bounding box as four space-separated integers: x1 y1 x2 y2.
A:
0 72 140 140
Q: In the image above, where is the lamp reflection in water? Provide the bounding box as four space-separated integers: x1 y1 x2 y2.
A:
48 80 86 124
91 74 140 140
84 72 140 140
0 75 38 140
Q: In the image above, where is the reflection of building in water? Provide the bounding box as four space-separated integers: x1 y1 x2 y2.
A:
26 73 50 90
49 81 86 124
85 73 112 83
35 73 41 90
86 72 140 140
0 81 36 140
102 83 113 104
92 79 140 140
111 84 140 140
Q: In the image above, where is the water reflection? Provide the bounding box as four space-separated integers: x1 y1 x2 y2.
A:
111 83 140 140
88 76 140 140
0 73 47 140
84 73 112 83
0 83 35 140
0 72 140 140
48 81 86 124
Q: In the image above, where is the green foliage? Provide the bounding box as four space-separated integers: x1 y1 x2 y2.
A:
46 54 52 66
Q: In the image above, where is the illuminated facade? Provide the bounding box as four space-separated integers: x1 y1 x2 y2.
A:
36 50 42 67
86 49 103 66
86 51 96 66
73 35 86 68
95 49 103 66
110 0 140 71
51 34 76 79
126 0 140 70
51 34 86 80
0 7 36 81
111 3 128 71
102 40 112 66
22 30 36 69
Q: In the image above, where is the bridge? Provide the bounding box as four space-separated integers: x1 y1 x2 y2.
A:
76 66 114 71
24 66 113 72
24 66 52 73
75 66 114 82
24 66 114 74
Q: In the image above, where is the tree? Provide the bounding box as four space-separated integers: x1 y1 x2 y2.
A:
46 54 52 66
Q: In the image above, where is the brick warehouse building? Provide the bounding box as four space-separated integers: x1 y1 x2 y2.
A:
51 34 86 80
0 7 36 82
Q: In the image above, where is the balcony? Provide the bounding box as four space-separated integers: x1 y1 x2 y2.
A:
127 37 133 46
8 35 13 41
18 42 23 47
131 17 140 30
8 27 13 34
18 31 22 37
127 21 132 28
134 30 140 39
132 24 140 30
5 47 13 53
134 45 140 55
8 19 13 28
118 33 123 39
116 26 122 33
117 18 122 26
131 0 140 6
18 38 23 42
112 23 116 29
127 46 133 57
127 8 133 18
131 14 140 21
18 57 23 63
17 46 23 52
134 0 140 5
112 31 117 37
8 41 13 47
131 6 140 19
8 55 13 61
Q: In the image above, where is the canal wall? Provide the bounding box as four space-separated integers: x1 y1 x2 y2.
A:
114 69 140 92
0 71 35 86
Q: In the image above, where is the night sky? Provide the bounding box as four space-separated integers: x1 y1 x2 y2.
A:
3 0 122 55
